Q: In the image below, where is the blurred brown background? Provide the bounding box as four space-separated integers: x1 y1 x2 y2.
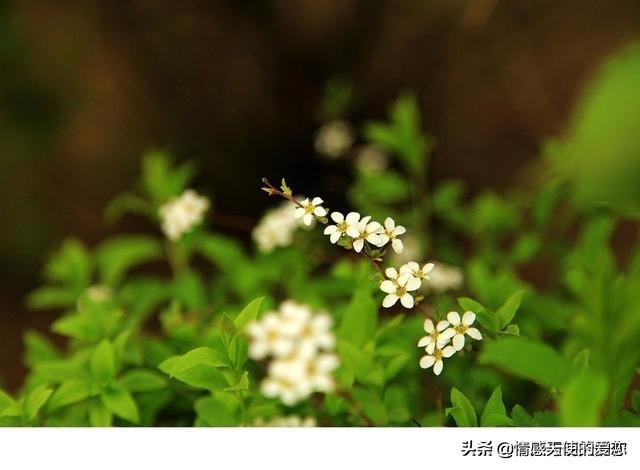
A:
1 0 639 391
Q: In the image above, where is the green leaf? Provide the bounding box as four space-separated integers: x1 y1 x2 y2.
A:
572 349 591 375
338 288 377 347
24 331 60 366
337 341 383 387
91 340 116 384
96 236 163 286
43 239 92 290
560 371 609 426
24 385 53 421
118 369 168 393
496 291 524 329
159 347 229 391
479 337 572 388
0 390 17 416
458 297 499 332
141 150 195 201
448 388 477 427
100 386 139 424
47 379 92 412
89 401 113 427
480 387 510 427
26 286 79 310
234 297 264 330
351 387 388 425
457 297 484 311
195 393 239 426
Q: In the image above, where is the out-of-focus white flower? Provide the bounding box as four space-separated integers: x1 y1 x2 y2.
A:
355 145 388 173
417 318 451 354
252 202 303 253
380 273 422 308
323 211 359 244
247 300 339 406
86 285 112 302
424 263 464 293
390 235 422 265
294 197 327 226
400 261 435 280
351 217 384 253
377 217 406 254
314 120 354 159
441 311 482 351
247 313 296 360
252 415 317 427
159 189 210 241
419 343 456 375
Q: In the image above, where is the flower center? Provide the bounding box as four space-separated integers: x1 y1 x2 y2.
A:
433 349 443 360
305 204 315 214
396 286 407 296
337 221 348 232
454 325 467 334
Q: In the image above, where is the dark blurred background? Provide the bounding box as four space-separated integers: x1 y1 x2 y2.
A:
2 0 640 391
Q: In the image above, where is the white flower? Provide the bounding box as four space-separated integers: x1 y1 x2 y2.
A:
252 415 316 427
314 120 354 159
400 261 435 280
247 312 295 360
419 343 457 375
351 217 384 253
380 273 422 308
294 197 327 226
252 202 303 252
425 263 464 293
247 300 339 406
159 189 210 241
417 319 451 354
377 217 407 253
323 211 359 244
442 311 483 351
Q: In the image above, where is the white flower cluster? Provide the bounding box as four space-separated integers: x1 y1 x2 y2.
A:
417 311 482 375
322 211 406 254
294 197 328 226
159 189 210 241
247 301 339 406
252 415 316 427
379 261 435 308
252 202 304 252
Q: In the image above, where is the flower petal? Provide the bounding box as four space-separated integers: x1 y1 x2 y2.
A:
314 207 327 217
323 225 337 235
433 360 443 376
422 263 435 275
352 239 364 252
442 345 456 358
419 355 435 369
385 267 398 279
425 342 436 355
311 197 323 205
380 280 396 294
330 231 341 244
382 294 398 308
345 212 361 224
423 318 434 333
452 333 465 351
417 336 431 348
294 207 305 218
392 238 403 253
405 277 422 292
436 320 450 332
394 225 407 235
346 226 360 238
303 213 313 226
447 311 461 325
466 327 483 340
330 212 344 223
384 217 395 230
400 293 414 308
462 311 476 326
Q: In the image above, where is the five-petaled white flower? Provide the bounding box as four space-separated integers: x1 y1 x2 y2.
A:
294 197 327 226
400 261 435 280
377 217 406 253
442 311 483 351
380 273 421 308
351 217 384 253
419 343 457 375
417 318 451 354
323 211 359 244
